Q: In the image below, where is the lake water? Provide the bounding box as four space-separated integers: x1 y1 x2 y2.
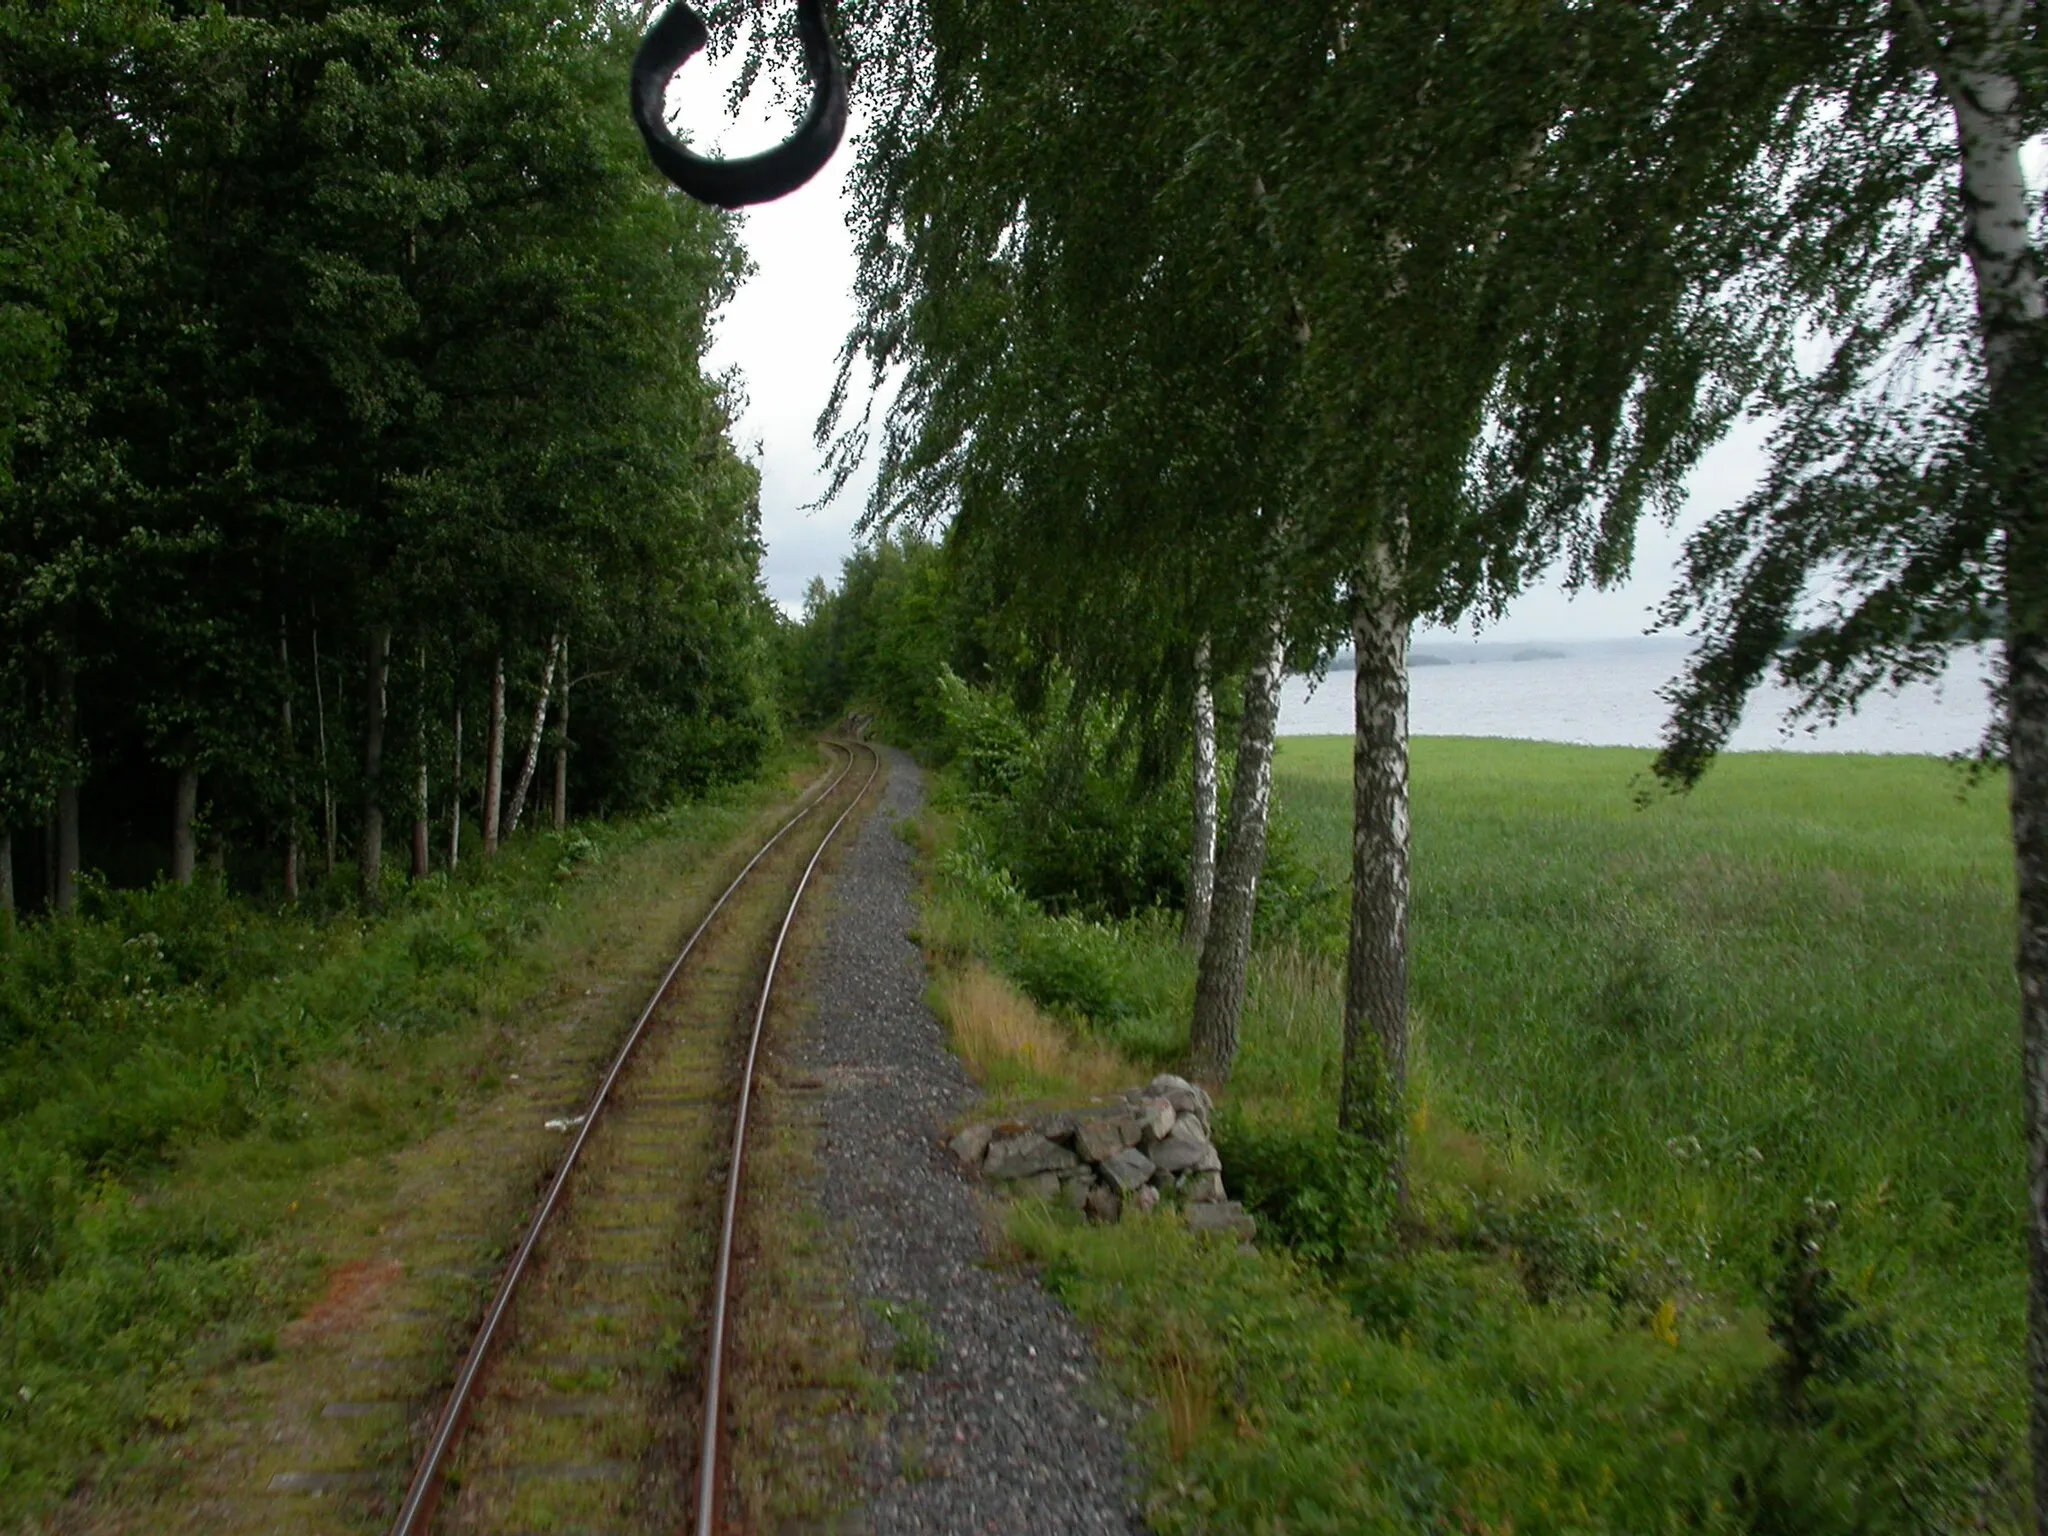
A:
1279 637 1996 756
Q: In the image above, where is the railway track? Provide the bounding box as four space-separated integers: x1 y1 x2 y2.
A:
380 737 881 1536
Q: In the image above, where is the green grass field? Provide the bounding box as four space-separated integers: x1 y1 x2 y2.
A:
922 736 2027 1532
1277 737 2019 1369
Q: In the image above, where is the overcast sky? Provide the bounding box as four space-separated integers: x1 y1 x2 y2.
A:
676 50 1777 644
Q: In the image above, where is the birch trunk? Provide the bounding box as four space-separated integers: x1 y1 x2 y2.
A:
553 640 570 833
279 623 299 903
449 703 464 872
54 665 78 915
1184 636 1219 952
1188 620 1287 1082
505 634 561 839
1933 5 2048 1522
359 627 391 906
1339 548 1412 1196
171 765 199 885
483 656 506 856
411 645 429 880
312 621 335 876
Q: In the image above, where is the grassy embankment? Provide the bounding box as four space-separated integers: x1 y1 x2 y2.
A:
915 737 2021 1534
0 756 808 1523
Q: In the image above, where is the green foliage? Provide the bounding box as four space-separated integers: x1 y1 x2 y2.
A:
914 735 2022 1530
0 0 779 889
1211 1110 1392 1272
0 773 773 1519
934 668 1187 917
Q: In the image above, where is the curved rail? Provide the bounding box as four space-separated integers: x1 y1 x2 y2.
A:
388 743 861 1536
695 738 881 1536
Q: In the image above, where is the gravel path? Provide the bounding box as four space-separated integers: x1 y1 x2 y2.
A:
797 747 1146 1535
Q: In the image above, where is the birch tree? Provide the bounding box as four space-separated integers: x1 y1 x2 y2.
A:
1647 0 2046 1513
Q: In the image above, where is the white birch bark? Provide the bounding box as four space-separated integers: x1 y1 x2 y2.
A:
483 655 506 856
1188 618 1287 1081
449 702 464 872
1340 533 1412 1198
411 645 430 880
1925 3 2048 1521
505 634 562 838
359 627 391 906
1184 636 1220 952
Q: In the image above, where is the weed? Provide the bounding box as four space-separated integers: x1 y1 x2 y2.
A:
866 1298 940 1372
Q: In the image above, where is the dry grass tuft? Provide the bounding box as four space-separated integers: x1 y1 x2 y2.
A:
932 962 1133 1099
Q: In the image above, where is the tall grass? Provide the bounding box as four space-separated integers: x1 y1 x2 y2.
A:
1277 739 2018 1376
914 738 2025 1532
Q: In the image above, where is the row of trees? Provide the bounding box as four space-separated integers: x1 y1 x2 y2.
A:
738 0 2044 1512
0 0 781 915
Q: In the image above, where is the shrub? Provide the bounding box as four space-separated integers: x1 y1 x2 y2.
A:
1212 1110 1394 1270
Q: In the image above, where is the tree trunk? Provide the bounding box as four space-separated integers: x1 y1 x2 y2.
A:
1936 6 2048 1524
171 764 199 885
505 634 562 838
484 655 506 856
1188 619 1286 1082
553 639 570 833
54 665 78 915
312 619 335 876
359 627 391 906
280 622 299 903
449 702 464 872
1338 551 1413 1193
411 645 429 880
1184 635 1220 951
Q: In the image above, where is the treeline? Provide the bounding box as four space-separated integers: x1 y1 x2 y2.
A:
0 0 781 916
755 0 2048 1503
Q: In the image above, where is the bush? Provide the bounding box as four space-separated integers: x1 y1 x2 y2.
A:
935 668 1186 917
1011 915 1142 1024
1212 1110 1394 1270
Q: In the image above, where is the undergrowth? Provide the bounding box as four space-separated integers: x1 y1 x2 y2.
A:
911 744 2025 1533
0 765 793 1519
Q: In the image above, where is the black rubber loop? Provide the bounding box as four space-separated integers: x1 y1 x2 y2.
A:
630 0 849 209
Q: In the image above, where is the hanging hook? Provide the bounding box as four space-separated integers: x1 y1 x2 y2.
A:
631 0 848 210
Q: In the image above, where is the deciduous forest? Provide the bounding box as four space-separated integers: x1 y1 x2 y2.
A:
1 0 780 916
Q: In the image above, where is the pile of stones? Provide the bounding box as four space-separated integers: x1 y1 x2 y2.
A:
947 1073 1256 1239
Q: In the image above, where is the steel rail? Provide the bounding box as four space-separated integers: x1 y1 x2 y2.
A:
695 739 881 1536
387 743 860 1536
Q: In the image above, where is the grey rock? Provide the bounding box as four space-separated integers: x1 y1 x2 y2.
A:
1133 1185 1162 1215
1084 1185 1122 1224
1148 1118 1218 1175
1130 1097 1175 1144
949 1122 996 1171
1183 1170 1227 1204
1072 1115 1129 1165
1036 1111 1079 1145
1147 1073 1214 1119
1099 1146 1156 1193
1016 1171 1063 1201
984 1131 1079 1181
1187 1200 1257 1239
1060 1170 1096 1211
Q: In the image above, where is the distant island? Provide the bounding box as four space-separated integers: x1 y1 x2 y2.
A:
1512 647 1568 663
1410 652 1453 667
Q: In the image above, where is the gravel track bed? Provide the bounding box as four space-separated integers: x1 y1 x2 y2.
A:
797 747 1146 1534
